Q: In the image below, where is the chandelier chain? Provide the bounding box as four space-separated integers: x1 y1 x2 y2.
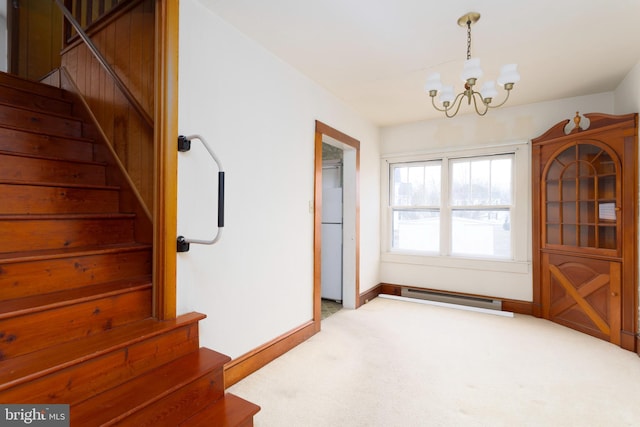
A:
466 20 472 60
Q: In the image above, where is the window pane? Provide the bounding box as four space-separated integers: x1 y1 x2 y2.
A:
451 156 512 206
471 160 490 204
450 161 470 205
491 158 512 204
451 210 511 258
392 162 441 206
392 209 439 252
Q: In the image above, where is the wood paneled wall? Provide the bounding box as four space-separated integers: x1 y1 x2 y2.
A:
12 0 63 80
61 0 155 211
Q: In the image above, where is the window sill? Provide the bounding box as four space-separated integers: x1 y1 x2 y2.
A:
381 252 531 274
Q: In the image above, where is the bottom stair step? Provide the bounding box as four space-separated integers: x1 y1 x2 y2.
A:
180 393 261 427
71 348 231 426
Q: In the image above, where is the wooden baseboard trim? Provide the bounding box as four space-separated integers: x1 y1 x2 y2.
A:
372 283 534 316
359 284 382 306
224 320 317 388
502 299 534 316
359 283 404 306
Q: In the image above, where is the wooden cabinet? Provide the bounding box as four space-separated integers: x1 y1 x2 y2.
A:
532 112 638 351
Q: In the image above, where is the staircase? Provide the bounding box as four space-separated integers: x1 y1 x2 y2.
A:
0 72 259 426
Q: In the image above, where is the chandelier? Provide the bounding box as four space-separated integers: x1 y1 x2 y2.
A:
425 12 520 118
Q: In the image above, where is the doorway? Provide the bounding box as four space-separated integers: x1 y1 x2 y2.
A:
321 147 343 319
313 121 360 327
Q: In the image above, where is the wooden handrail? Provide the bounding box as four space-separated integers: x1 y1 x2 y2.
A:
53 0 153 129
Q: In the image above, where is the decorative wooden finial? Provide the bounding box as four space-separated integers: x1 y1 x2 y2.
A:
571 111 581 133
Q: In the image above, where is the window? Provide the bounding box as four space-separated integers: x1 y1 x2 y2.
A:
391 161 441 252
388 151 516 260
449 155 513 258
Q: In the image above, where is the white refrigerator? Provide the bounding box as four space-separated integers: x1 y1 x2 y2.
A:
321 168 343 301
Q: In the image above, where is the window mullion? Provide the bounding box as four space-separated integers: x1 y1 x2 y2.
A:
441 157 451 256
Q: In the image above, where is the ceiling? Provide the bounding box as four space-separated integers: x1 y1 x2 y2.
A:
199 0 640 127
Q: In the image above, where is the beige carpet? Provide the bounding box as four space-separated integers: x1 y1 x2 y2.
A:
229 296 640 427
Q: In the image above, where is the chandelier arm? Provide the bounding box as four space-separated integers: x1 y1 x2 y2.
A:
471 91 489 116
430 95 450 113
430 92 465 113
487 88 512 109
444 93 467 118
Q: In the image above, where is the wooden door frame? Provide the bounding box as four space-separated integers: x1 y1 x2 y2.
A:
314 121 360 329
153 0 179 320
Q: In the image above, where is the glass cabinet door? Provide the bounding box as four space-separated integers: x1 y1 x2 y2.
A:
544 143 618 251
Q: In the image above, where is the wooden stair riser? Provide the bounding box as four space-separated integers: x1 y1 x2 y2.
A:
0 73 67 100
0 153 105 185
0 248 152 301
0 216 135 253
112 371 225 427
0 86 73 116
71 349 230 427
0 183 119 214
0 322 201 405
0 104 83 138
0 286 152 359
0 127 94 162
180 393 260 427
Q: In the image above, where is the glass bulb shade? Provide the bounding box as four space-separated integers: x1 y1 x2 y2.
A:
439 85 455 104
497 64 520 86
460 58 483 82
480 81 498 99
425 73 443 92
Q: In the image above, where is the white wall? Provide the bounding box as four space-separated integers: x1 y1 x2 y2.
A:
614 60 640 114
177 0 380 359
380 92 615 301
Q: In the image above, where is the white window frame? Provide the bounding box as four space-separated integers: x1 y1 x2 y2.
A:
389 159 442 254
381 141 530 274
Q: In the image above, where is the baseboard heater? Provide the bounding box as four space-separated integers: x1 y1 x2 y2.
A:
401 288 502 311
380 288 513 317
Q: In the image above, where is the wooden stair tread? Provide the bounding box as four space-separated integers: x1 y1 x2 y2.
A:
0 82 73 104
71 348 231 426
0 312 206 392
0 73 69 99
180 393 261 427
0 105 84 139
0 277 152 319
0 149 106 166
0 85 73 116
0 122 94 143
0 243 151 263
0 100 85 123
0 179 119 191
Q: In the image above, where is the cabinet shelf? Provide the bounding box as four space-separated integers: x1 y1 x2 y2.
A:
542 144 619 251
